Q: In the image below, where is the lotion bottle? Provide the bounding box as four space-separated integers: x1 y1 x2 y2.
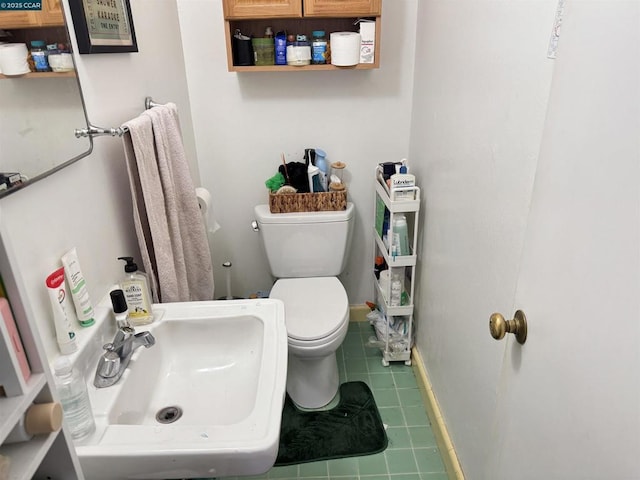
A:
117 257 153 326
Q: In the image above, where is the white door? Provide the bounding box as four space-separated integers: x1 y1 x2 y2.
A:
486 2 640 478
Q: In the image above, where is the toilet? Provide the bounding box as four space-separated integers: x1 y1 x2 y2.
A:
254 203 355 409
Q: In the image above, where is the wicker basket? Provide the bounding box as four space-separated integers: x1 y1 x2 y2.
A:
268 190 347 213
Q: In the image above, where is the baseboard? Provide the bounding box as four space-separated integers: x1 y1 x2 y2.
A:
411 347 465 480
349 304 371 322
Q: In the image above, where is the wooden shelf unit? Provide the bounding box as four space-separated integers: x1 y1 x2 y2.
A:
0 71 76 80
222 0 381 72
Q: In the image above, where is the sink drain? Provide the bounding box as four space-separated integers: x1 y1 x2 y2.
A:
156 406 183 424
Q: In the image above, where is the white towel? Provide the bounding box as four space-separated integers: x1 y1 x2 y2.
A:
122 103 214 302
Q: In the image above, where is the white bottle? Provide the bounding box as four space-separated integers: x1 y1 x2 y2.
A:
110 289 130 329
392 214 411 256
118 256 153 326
53 357 95 440
390 273 402 307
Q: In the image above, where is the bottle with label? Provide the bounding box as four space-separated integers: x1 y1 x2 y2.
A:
311 30 327 64
392 213 411 256
53 357 95 440
314 148 329 191
390 273 402 307
275 31 287 65
117 256 153 326
286 34 311 66
30 40 49 72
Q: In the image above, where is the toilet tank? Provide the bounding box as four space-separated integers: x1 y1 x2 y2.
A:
254 203 355 278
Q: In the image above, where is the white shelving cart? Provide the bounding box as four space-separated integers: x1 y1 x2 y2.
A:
372 173 420 366
0 228 84 479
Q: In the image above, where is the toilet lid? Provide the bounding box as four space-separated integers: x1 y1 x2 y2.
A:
270 277 348 341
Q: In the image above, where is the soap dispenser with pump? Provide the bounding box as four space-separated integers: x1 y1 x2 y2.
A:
117 257 153 326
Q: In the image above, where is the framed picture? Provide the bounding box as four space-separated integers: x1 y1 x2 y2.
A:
68 0 138 54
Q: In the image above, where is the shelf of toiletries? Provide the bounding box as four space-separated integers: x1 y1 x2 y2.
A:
225 17 379 71
371 163 419 366
0 230 83 477
372 265 413 315
222 0 380 72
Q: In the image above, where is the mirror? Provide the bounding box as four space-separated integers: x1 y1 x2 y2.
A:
0 4 92 197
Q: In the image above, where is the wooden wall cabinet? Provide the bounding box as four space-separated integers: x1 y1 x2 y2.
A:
303 0 381 17
222 0 381 72
39 0 64 27
0 0 64 29
223 0 302 19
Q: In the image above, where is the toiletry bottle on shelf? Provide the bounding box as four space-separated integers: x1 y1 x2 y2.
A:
374 256 386 279
53 357 95 440
118 257 153 326
275 31 287 65
390 273 402 307
390 165 416 200
392 214 411 256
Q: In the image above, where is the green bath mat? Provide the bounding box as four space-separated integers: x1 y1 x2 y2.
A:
275 381 388 466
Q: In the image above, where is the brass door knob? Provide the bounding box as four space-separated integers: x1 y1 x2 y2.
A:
489 310 527 344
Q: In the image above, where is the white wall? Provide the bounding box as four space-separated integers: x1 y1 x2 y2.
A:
177 0 418 302
0 0 197 361
408 0 557 477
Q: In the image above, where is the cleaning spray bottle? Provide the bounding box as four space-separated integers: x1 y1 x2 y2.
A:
117 257 153 326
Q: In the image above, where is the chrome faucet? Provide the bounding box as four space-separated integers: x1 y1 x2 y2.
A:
93 326 155 388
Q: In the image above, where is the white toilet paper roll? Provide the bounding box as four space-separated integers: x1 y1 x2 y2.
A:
330 32 361 66
196 187 220 235
0 43 30 76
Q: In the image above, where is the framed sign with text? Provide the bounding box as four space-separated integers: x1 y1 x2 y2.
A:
69 0 138 54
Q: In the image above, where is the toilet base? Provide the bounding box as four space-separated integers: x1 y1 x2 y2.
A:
286 352 339 409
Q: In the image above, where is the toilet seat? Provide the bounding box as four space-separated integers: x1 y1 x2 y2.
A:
269 277 348 342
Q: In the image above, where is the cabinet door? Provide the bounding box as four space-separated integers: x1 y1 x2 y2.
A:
39 0 65 26
303 0 381 17
0 11 38 29
223 0 302 19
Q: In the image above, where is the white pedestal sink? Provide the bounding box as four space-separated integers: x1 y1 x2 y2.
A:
74 299 288 480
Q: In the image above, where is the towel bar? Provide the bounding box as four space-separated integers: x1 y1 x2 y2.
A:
74 96 163 139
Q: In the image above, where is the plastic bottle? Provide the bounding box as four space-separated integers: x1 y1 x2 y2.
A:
311 30 327 64
117 257 153 326
30 40 49 72
390 165 416 200
53 357 95 440
286 34 310 66
392 214 411 256
314 148 329 191
374 256 386 279
110 289 130 329
275 31 287 65
390 273 402 307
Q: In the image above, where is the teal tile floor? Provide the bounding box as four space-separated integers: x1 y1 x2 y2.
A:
226 321 447 480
